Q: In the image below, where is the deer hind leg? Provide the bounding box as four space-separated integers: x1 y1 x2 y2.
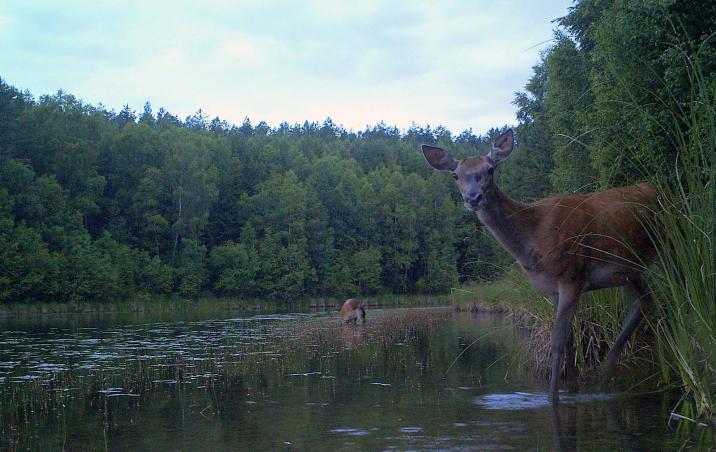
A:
603 277 650 378
550 284 581 402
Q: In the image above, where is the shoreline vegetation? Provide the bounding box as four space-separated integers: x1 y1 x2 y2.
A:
0 293 452 316
450 270 653 379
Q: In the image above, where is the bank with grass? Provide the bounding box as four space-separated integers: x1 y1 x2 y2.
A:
0 292 452 316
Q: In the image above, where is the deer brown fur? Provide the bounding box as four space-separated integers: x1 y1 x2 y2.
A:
423 129 658 402
340 298 367 324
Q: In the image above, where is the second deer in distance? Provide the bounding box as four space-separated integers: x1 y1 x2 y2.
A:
340 298 367 324
423 129 658 402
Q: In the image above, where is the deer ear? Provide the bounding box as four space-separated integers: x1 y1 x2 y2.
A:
422 144 458 172
486 129 515 164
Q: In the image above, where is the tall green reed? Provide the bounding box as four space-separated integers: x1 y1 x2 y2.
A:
642 51 716 422
584 30 715 421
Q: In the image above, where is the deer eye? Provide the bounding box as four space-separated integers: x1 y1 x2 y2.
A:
487 167 495 176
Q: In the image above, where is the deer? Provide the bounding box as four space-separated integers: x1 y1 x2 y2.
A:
340 298 367 324
422 129 658 402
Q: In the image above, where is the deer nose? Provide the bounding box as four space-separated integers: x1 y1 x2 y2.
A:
468 193 483 207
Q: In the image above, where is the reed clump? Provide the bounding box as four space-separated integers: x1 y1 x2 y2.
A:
641 52 716 424
452 269 654 380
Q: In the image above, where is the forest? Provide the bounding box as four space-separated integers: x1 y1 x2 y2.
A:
0 0 713 304
0 89 518 302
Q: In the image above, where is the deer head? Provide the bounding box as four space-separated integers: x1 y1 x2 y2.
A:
422 129 515 210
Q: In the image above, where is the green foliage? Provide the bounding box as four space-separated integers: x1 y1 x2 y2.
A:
546 0 716 189
0 77 513 303
0 223 59 302
351 247 383 294
505 62 554 201
141 255 173 294
543 35 596 193
209 241 256 296
174 239 208 297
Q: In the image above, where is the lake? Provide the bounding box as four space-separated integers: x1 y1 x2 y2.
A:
0 307 711 450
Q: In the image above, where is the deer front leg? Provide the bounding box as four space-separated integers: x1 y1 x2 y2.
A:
550 293 577 386
550 284 580 402
564 325 578 389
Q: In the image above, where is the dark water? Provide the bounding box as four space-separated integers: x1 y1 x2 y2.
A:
0 307 711 450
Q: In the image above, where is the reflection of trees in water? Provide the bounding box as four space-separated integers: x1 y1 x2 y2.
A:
549 393 696 451
411 328 431 374
447 314 523 384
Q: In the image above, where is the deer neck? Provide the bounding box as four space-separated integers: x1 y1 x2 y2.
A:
476 187 535 266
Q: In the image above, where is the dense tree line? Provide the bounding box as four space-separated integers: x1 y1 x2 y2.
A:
513 0 715 196
0 83 524 302
1 0 712 304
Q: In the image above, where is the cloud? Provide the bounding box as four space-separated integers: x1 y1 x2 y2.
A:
0 0 571 133
219 36 260 62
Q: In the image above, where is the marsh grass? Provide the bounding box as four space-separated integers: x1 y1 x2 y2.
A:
0 292 449 317
450 270 655 380
638 51 716 423
0 296 264 316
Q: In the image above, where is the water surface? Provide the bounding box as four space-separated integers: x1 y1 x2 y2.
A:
0 307 710 450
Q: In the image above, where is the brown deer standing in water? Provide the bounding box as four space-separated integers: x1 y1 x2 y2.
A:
340 298 367 324
422 129 658 402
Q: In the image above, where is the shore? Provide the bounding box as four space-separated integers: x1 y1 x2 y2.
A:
0 292 452 316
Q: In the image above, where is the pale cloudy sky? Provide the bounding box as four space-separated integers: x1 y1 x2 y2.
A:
0 1 572 134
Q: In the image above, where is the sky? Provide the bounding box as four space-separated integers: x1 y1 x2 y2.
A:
0 1 573 134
